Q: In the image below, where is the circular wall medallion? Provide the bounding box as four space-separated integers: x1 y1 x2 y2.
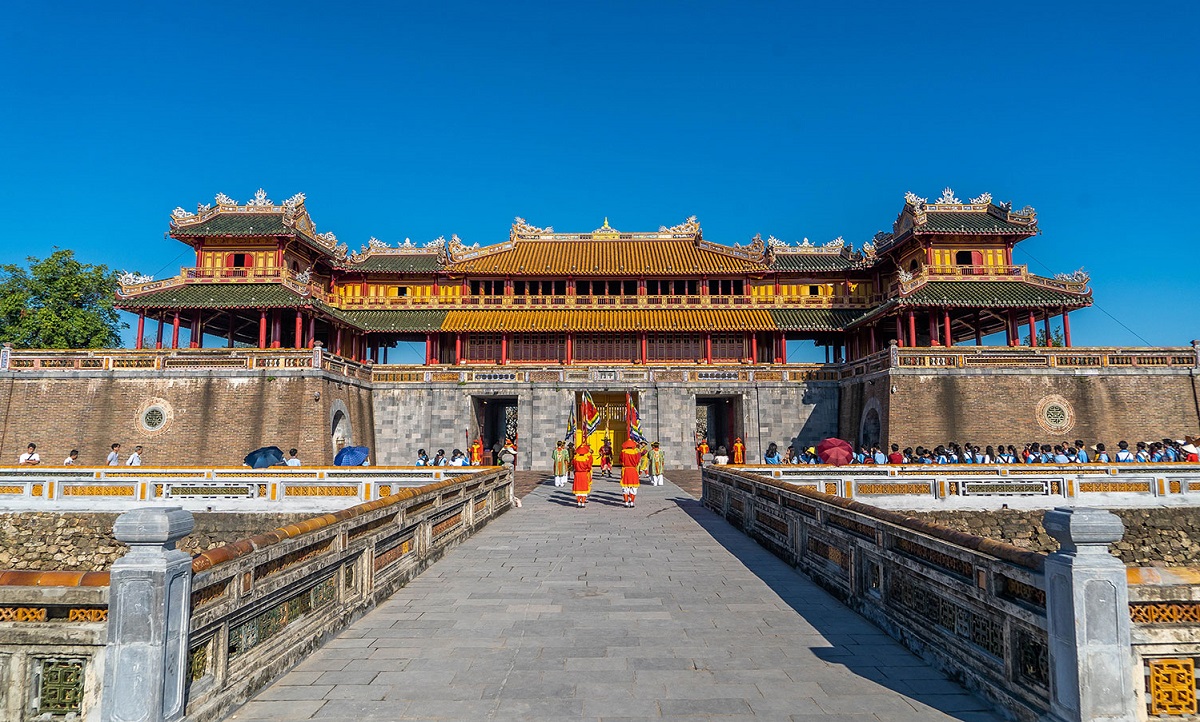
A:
1035 395 1074 434
137 398 174 434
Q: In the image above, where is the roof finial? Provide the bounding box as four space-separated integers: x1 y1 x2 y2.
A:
603 217 610 229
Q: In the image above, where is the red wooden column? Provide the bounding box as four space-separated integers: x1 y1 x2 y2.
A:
294 311 303 349
640 333 648 364
565 333 573 364
192 311 203 348
1006 310 1017 346
780 334 788 363
1062 310 1072 347
334 326 343 356
307 316 316 349
943 310 952 348
454 334 462 364
907 311 917 347
135 313 145 349
501 333 508 365
704 333 712 364
974 311 983 346
270 311 282 349
750 333 758 363
1043 314 1052 347
171 311 181 349
895 317 904 348
258 311 267 348
425 333 434 365
227 314 236 348
155 316 164 350
928 313 938 346
1028 311 1038 347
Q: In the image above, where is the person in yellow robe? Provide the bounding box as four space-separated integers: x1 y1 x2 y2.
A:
696 439 710 465
552 440 570 488
648 441 665 486
469 438 483 466
619 439 641 507
572 445 594 507
732 437 745 465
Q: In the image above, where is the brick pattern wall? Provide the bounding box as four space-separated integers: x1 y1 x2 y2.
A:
0 370 375 468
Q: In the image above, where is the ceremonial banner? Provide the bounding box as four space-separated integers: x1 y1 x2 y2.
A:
565 398 578 443
626 391 646 444
580 391 602 436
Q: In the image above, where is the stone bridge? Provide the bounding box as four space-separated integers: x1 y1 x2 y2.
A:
0 466 1167 721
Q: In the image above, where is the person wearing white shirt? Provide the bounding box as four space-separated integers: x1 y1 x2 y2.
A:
285 448 302 467
18 443 41 465
125 445 143 466
106 443 121 466
63 450 79 465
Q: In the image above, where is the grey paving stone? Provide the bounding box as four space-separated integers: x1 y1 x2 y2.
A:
237 479 1002 721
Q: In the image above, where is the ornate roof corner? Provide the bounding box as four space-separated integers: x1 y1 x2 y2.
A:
765 234 787 249
970 192 993 205
118 271 154 286
1054 268 1089 285
511 217 553 239
424 236 446 250
904 191 927 208
281 192 306 218
214 192 237 207
861 241 877 258
171 207 194 220
659 216 701 237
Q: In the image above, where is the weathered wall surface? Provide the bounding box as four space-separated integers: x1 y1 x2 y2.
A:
909 507 1200 567
372 379 840 470
0 369 374 467
840 366 1200 449
0 511 316 571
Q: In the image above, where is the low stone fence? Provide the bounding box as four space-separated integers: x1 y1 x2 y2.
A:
0 465 489 504
1128 567 1200 719
0 467 513 722
733 463 1200 501
0 571 110 721
703 466 1135 722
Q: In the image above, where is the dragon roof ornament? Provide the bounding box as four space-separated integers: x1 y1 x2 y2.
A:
214 192 237 206
346 234 442 263
118 271 154 286
1054 268 1089 284
936 187 961 204
659 216 701 236
246 188 273 207
511 217 553 238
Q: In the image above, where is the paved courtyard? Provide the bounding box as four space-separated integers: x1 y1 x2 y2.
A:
230 477 1001 721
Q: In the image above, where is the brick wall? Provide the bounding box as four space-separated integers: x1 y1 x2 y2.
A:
0 369 374 467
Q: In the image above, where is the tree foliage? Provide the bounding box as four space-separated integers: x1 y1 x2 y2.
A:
0 249 126 348
1023 326 1066 347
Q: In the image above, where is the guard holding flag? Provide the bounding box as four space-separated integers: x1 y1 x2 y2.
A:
619 439 641 507
572 443 594 507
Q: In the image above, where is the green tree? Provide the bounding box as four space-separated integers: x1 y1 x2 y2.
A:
1023 326 1066 347
0 249 126 348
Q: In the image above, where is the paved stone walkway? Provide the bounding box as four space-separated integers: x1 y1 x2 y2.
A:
231 478 1001 721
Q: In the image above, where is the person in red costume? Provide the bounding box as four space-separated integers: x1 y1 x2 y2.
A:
619 439 642 507
572 444 594 507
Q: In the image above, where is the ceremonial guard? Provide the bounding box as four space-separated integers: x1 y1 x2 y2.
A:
696 439 710 465
469 438 483 466
648 441 665 486
619 439 642 507
600 439 614 478
552 440 570 488
572 444 594 507
732 437 745 465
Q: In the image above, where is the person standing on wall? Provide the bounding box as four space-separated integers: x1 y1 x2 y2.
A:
106 443 121 466
572 443 593 507
552 440 570 488
286 449 302 466
619 439 641 507
18 443 40 465
126 445 143 466
648 441 665 486
63 450 79 466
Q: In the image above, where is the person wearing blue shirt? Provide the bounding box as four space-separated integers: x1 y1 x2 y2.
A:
763 442 782 465
415 448 428 466
1074 440 1089 463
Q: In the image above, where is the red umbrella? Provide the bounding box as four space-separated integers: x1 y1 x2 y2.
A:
816 437 854 466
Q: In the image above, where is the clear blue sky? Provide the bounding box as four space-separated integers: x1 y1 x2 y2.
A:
1 1 1196 358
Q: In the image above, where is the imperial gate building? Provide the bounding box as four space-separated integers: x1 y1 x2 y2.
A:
34 186 1183 469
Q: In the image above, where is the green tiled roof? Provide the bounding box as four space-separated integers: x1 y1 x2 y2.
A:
769 254 864 272
917 212 1036 235
115 283 307 309
339 255 442 273
170 213 291 237
769 308 865 332
899 281 1091 308
334 309 448 332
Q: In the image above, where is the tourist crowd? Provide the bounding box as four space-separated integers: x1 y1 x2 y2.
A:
751 437 1199 465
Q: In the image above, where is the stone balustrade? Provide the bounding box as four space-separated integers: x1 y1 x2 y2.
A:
841 343 1199 377
0 466 490 505
733 463 1200 502
702 466 1138 722
1128 566 1200 718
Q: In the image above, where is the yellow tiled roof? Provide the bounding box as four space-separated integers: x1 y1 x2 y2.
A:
442 308 776 333
444 239 767 276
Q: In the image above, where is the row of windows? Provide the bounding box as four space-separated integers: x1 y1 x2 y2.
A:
458 333 756 362
467 279 744 296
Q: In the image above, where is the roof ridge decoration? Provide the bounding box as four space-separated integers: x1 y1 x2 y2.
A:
1054 268 1090 284
697 234 765 264
658 216 701 236
119 271 154 285
170 189 349 260
510 217 553 240
347 235 443 263
509 216 703 242
448 233 501 264
895 187 1038 236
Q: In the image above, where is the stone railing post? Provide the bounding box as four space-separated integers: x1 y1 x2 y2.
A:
1041 507 1135 722
101 507 194 722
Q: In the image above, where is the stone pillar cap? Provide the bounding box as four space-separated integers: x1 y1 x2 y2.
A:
113 507 195 544
1043 506 1124 552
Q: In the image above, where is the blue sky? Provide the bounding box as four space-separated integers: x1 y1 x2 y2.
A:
1 1 1196 360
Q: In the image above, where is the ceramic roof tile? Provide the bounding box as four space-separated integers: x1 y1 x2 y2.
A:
769 254 865 272
899 281 1091 307
115 283 307 309
170 213 291 237
769 308 865 332
445 239 767 276
338 254 441 273
441 308 776 333
916 212 1036 235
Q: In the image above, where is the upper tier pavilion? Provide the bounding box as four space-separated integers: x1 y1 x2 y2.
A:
114 187 1092 364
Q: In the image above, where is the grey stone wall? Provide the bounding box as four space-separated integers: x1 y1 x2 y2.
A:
372 379 840 470
0 512 315 571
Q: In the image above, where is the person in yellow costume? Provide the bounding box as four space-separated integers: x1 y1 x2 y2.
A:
732 437 745 465
551 440 570 488
696 439 710 465
648 441 665 486
619 439 641 507
469 438 483 466
572 444 594 507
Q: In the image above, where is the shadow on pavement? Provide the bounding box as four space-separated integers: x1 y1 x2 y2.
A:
668 493 1001 722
